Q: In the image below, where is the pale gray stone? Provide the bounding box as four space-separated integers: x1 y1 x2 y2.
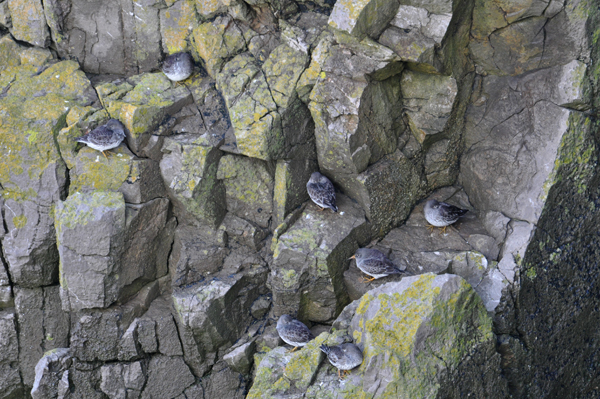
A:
141 355 195 399
31 348 71 399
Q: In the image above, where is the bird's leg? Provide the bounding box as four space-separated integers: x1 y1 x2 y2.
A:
427 223 435 232
317 206 325 211
338 369 341 379
440 226 448 234
288 346 298 353
361 275 375 283
102 151 109 160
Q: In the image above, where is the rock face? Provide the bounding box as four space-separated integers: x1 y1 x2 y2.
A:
0 0 599 398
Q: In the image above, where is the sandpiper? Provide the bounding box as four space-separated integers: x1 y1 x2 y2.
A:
349 248 407 283
162 52 194 83
424 199 468 234
307 172 337 212
276 314 314 352
320 343 363 380
75 119 126 159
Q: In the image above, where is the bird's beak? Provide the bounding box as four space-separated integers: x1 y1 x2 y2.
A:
348 255 355 260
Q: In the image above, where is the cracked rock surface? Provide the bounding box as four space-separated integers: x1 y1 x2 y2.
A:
0 0 599 397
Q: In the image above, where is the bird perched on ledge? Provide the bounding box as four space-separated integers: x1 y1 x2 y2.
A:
75 119 126 159
349 248 407 283
162 52 194 83
276 314 314 352
424 199 468 234
307 171 338 212
320 343 363 380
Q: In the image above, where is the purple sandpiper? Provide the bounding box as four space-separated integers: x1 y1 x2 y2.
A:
424 199 468 234
307 172 337 212
276 314 314 352
162 52 194 82
349 248 407 283
75 119 126 159
320 343 363 379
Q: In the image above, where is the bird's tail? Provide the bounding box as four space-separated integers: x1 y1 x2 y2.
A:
319 344 331 355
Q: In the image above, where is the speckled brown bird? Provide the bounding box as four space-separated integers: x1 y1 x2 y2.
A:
75 119 126 159
307 172 337 212
349 248 407 283
424 199 468 234
276 314 314 352
320 343 363 379
162 52 194 82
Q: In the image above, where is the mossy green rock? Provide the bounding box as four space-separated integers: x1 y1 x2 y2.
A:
7 0 50 47
192 15 251 77
55 191 126 311
97 73 192 152
217 154 274 229
272 194 371 322
328 0 399 40
247 333 327 398
160 134 226 228
0 59 96 288
160 0 199 54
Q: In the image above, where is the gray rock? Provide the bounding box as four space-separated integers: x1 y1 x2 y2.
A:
100 361 146 399
172 264 268 356
250 295 271 319
168 225 229 289
203 361 246 399
461 61 586 224
43 0 162 75
141 355 195 399
15 286 69 388
0 257 13 308
56 192 172 311
143 296 184 357
0 311 22 399
160 134 227 228
222 213 269 251
217 154 275 229
31 348 71 399
328 0 399 40
271 194 371 322
223 341 256 374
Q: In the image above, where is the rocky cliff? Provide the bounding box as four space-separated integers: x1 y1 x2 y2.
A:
0 0 598 397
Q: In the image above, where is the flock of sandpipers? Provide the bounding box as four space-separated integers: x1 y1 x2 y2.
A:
74 51 469 380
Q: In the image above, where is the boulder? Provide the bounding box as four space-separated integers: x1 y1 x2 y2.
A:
271 194 371 322
328 0 400 40
172 263 268 358
97 73 193 155
141 355 195 399
100 361 146 399
160 0 200 54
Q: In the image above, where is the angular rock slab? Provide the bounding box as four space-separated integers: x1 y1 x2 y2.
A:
217 154 275 229
379 4 452 71
0 311 22 398
31 348 71 399
247 334 327 398
44 0 163 75
8 0 50 47
0 60 96 288
160 133 227 228
341 274 498 397
328 0 400 40
173 264 268 356
160 0 200 54
461 61 588 223
97 73 193 154
55 192 172 311
271 194 371 322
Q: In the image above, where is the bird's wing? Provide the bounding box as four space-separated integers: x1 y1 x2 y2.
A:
317 182 337 210
86 126 115 146
361 258 402 274
439 202 468 219
286 320 313 342
326 346 345 363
